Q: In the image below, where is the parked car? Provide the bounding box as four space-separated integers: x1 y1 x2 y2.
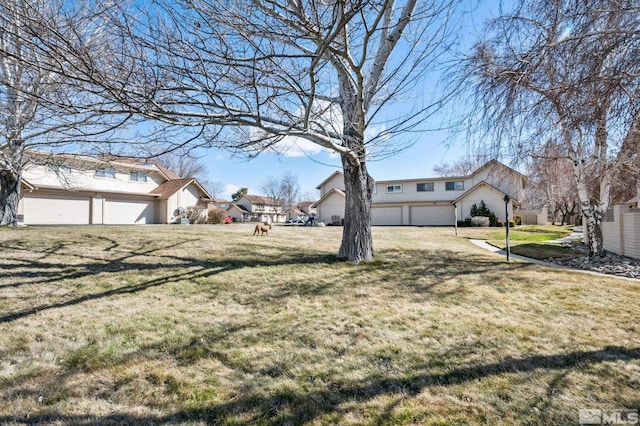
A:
285 218 305 225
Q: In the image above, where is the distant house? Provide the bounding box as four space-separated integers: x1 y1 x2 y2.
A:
296 201 317 217
210 198 231 210
227 194 287 223
312 160 526 226
18 153 212 225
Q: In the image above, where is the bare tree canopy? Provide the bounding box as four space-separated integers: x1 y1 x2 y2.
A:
40 0 457 262
465 0 640 257
0 0 140 225
261 172 300 219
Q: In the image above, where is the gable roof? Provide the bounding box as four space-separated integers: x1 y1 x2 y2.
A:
315 171 344 190
152 162 183 180
149 178 195 198
311 188 346 208
372 159 524 185
149 178 213 201
471 159 527 185
241 194 281 206
229 203 251 214
451 181 520 204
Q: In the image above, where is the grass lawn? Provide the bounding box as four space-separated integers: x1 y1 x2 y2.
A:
1 224 638 425
468 225 581 259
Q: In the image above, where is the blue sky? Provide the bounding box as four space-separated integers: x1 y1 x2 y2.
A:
201 1 508 201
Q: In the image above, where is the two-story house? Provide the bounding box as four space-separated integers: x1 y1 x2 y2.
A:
312 160 526 226
18 153 212 225
227 194 287 223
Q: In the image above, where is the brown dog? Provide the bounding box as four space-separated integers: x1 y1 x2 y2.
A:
253 223 272 236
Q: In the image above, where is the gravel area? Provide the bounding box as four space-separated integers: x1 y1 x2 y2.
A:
545 242 640 280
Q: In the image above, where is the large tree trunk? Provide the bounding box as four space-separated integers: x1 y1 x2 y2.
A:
337 156 374 264
0 169 21 226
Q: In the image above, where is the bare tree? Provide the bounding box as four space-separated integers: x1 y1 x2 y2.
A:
49 0 457 262
155 150 207 180
0 0 157 226
525 142 579 225
0 1 90 225
262 172 300 220
432 156 485 177
206 181 224 200
465 0 640 257
261 176 286 218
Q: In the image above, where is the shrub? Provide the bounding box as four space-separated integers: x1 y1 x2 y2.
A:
207 207 227 224
470 200 499 227
185 206 207 224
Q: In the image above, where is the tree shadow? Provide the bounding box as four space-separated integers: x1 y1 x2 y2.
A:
1 345 637 425
0 238 340 323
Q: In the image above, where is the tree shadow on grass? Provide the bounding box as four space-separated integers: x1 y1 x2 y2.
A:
0 242 535 324
1 345 638 425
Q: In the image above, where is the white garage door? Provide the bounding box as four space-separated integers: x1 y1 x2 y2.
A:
104 198 155 224
410 205 454 226
23 194 90 225
372 206 402 225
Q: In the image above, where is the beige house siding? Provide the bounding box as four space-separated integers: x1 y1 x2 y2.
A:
373 178 472 203
456 185 512 222
515 206 548 225
317 172 345 197
470 161 526 202
316 192 345 225
313 159 525 227
19 154 211 225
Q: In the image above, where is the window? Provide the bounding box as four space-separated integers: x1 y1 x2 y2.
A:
95 167 116 179
417 182 434 192
129 171 147 182
386 184 402 193
445 181 464 191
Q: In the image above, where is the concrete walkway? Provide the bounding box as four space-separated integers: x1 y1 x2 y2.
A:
468 239 640 282
468 239 565 268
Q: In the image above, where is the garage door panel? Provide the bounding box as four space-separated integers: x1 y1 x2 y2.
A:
372 207 402 225
23 194 90 225
410 206 453 226
104 199 155 224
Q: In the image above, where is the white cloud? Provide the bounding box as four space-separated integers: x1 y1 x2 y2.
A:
273 136 328 157
220 183 240 201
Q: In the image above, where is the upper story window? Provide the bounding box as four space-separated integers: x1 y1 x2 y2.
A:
445 181 464 191
417 182 434 192
256 203 265 209
386 184 402 193
218 203 227 208
129 171 147 182
95 167 116 179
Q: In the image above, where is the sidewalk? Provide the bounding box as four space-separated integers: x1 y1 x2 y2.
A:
468 238 640 282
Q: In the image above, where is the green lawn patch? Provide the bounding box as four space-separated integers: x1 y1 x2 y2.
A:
477 225 581 259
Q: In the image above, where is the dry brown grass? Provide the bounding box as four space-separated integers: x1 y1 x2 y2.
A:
1 224 638 425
